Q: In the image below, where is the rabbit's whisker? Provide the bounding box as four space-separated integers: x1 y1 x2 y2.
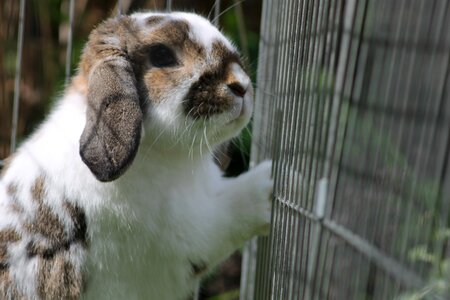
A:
199 134 204 159
204 127 216 162
189 130 198 160
170 120 195 149
212 0 246 25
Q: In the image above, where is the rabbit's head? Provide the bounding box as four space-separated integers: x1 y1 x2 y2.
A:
78 12 253 182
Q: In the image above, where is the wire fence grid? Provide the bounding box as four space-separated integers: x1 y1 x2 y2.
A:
241 0 450 299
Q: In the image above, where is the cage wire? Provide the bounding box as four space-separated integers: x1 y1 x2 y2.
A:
8 0 26 157
241 0 450 299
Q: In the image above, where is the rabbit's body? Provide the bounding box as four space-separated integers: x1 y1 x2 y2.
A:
0 11 272 300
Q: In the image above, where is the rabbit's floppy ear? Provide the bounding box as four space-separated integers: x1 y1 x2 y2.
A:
79 19 143 182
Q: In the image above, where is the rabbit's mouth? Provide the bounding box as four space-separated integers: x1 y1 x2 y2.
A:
226 94 253 125
227 100 245 123
187 89 253 130
183 51 252 119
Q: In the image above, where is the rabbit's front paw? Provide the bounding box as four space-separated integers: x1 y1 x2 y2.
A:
236 160 273 236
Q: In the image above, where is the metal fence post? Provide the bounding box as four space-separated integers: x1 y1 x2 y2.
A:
65 0 75 84
10 0 27 154
304 178 328 300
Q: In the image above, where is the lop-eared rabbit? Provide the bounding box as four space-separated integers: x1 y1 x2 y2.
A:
0 11 272 299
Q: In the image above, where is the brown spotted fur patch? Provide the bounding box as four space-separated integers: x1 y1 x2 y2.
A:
37 253 82 300
0 230 19 295
27 176 66 242
146 15 165 26
64 201 88 247
0 268 23 299
0 176 86 298
31 176 45 203
5 183 24 213
8 203 24 214
6 183 18 198
1 183 24 298
0 229 21 244
0 246 6 263
0 229 18 273
24 177 89 261
141 19 190 45
0 247 7 275
15 177 88 298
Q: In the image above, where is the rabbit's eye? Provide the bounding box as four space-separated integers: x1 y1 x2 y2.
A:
148 44 177 68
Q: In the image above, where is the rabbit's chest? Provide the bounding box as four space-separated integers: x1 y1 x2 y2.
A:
84 210 203 299
83 182 214 299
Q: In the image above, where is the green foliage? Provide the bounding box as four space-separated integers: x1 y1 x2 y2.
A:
206 289 240 300
221 9 260 80
396 227 450 300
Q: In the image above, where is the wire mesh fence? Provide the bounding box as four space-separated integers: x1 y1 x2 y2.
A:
241 0 450 299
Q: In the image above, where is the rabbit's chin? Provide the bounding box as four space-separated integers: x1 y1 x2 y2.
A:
201 95 253 140
203 114 251 147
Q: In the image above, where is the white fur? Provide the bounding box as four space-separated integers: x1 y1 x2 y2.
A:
172 12 235 51
132 11 235 51
0 12 272 300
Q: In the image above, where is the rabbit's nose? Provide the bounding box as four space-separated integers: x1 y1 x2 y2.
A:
228 82 247 98
226 62 251 98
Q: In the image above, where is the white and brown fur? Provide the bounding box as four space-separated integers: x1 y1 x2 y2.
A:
0 11 272 299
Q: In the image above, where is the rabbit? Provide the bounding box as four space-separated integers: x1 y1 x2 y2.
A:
0 11 273 300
